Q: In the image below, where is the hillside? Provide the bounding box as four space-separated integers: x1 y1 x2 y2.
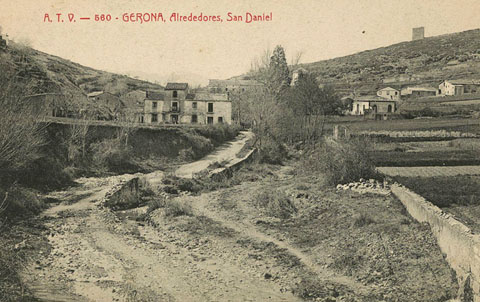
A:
0 41 163 108
299 28 480 94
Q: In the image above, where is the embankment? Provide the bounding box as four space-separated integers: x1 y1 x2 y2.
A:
392 184 480 301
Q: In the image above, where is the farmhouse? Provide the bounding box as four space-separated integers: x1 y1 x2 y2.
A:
87 91 125 120
401 86 437 98
350 95 396 118
143 83 231 125
438 79 480 96
377 87 400 100
208 79 263 95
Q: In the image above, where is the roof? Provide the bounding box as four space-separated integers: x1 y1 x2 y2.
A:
378 87 399 92
145 91 164 100
354 95 396 102
87 91 104 97
208 79 263 87
405 87 437 92
186 93 195 100
165 83 188 90
446 79 480 85
193 93 229 102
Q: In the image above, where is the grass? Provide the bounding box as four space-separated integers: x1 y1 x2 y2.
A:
164 199 193 217
393 176 480 208
255 189 297 219
371 150 480 166
325 116 480 135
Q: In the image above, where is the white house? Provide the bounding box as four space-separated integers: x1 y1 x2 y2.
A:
377 87 400 100
350 95 396 116
438 80 480 96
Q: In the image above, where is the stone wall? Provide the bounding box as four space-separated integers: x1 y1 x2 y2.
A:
392 184 480 301
103 177 140 210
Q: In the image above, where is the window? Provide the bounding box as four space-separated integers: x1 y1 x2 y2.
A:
388 105 393 113
152 101 157 109
151 113 158 122
218 117 223 123
208 103 214 113
172 101 178 112
173 91 178 98
171 115 179 124
386 91 390 95
191 115 198 123
207 117 214 124
192 102 197 109
225 88 228 91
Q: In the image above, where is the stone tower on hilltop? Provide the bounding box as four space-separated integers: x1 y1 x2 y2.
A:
412 27 425 41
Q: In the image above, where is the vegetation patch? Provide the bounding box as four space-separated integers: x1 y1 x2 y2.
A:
255 189 297 219
303 137 378 186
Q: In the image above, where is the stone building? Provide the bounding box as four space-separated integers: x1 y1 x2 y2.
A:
87 91 125 120
377 87 400 100
143 82 231 125
412 27 425 41
401 86 437 98
349 95 396 119
438 80 480 96
207 79 263 95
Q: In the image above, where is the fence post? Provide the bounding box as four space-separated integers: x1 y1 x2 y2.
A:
333 125 339 139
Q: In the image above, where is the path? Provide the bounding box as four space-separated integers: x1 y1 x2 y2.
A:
21 131 304 302
189 191 369 295
175 131 253 178
378 165 480 177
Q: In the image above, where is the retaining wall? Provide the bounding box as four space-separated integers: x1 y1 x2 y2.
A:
103 177 140 210
392 184 480 301
208 148 257 181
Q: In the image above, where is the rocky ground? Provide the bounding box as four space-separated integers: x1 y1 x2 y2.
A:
16 160 460 302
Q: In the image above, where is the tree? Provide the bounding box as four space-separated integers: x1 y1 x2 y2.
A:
0 48 45 175
269 45 291 92
285 73 344 146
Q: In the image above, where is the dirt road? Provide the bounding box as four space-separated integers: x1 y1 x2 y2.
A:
175 131 254 178
21 132 304 302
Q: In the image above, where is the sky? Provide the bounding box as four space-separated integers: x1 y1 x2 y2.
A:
1 0 480 85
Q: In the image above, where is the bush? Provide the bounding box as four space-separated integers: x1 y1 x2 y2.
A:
257 138 288 164
256 189 297 219
90 138 137 173
306 137 377 186
353 213 375 227
0 185 45 220
164 199 193 217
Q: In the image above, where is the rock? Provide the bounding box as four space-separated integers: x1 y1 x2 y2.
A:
264 273 273 279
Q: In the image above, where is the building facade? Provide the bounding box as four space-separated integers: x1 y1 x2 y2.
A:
377 87 400 100
438 80 480 96
350 95 396 116
401 87 437 98
143 83 231 125
412 27 425 41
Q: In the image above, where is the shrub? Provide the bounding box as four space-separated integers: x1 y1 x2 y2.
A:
164 199 193 217
306 137 377 186
256 189 297 219
0 185 45 220
257 138 288 164
353 213 375 227
90 138 137 173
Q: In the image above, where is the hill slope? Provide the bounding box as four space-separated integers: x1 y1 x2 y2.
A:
0 41 163 108
299 29 480 94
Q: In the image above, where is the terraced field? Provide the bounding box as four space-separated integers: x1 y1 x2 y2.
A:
378 165 480 177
